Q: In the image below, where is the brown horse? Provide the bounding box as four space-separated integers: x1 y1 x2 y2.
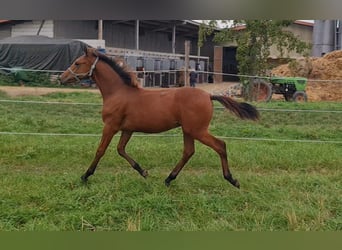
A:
60 47 259 188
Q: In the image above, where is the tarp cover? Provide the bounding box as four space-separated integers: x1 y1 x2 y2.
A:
0 35 88 71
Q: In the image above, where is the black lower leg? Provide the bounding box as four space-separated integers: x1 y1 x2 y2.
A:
224 174 240 189
164 174 176 187
81 170 93 182
133 163 148 178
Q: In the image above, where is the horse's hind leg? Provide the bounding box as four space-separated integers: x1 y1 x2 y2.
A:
117 131 148 178
81 124 118 182
165 132 195 186
196 131 240 188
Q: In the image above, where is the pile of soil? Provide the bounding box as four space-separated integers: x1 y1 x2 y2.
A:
271 50 342 101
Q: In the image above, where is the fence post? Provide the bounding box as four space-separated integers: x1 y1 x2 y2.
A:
184 40 190 87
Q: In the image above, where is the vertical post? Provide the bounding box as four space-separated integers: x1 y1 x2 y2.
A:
172 25 176 54
197 45 201 83
184 40 190 87
136 20 140 51
213 46 223 83
98 20 103 40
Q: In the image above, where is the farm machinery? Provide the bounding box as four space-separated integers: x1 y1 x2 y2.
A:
248 76 308 102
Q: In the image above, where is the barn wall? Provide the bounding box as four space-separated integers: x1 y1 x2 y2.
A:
140 29 173 53
48 20 207 58
54 20 98 39
269 23 313 58
0 23 11 40
103 21 199 55
11 20 54 37
103 22 135 49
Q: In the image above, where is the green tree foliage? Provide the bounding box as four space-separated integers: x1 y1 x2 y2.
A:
199 20 311 95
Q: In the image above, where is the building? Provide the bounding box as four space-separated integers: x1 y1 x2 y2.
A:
213 20 314 82
0 20 215 86
0 20 316 85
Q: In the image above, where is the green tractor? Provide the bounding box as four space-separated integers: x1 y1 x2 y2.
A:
248 76 308 102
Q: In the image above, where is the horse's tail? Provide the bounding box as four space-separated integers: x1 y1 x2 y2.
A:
211 95 259 121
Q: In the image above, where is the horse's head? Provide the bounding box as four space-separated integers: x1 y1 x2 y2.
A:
60 47 99 84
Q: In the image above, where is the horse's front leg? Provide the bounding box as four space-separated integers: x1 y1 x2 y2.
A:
81 124 118 182
117 131 148 178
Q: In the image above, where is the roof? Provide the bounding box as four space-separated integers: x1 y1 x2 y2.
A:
0 20 11 24
293 20 314 27
231 20 314 31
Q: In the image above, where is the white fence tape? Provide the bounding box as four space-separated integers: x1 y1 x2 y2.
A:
1 99 341 113
0 131 341 144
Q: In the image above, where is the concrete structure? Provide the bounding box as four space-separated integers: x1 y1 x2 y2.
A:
312 20 342 56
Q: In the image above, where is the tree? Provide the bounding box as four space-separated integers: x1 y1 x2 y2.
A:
198 20 311 99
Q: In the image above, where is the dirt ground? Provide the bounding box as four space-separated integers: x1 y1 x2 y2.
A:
0 80 340 102
0 86 99 97
0 83 238 97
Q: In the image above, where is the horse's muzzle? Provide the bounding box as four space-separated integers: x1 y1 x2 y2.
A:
59 71 76 85
59 72 68 84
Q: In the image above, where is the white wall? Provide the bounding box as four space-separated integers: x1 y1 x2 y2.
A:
78 39 106 49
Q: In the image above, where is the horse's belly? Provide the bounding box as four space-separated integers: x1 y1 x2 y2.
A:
120 114 180 133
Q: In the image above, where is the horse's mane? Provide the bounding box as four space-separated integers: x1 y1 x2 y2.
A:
96 52 140 88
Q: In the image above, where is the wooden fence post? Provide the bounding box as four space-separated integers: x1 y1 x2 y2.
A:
184 40 190 87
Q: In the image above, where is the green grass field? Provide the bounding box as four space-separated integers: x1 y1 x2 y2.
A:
0 89 341 231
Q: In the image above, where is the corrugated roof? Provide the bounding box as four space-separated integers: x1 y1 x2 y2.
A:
293 20 314 27
0 20 11 24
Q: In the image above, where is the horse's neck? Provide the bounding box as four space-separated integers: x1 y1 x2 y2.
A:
92 64 125 100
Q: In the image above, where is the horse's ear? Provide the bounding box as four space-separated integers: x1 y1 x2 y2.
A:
93 49 99 57
85 46 96 57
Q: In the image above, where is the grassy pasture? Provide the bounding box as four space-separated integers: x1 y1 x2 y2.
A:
0 89 341 231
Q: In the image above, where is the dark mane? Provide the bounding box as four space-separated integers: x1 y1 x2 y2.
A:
96 52 140 88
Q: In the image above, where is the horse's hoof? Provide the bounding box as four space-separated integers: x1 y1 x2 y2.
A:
141 170 148 178
165 179 171 187
164 175 175 187
225 175 240 189
234 180 240 189
81 174 88 183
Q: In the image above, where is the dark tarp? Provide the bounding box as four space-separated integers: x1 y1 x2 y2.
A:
0 35 88 71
